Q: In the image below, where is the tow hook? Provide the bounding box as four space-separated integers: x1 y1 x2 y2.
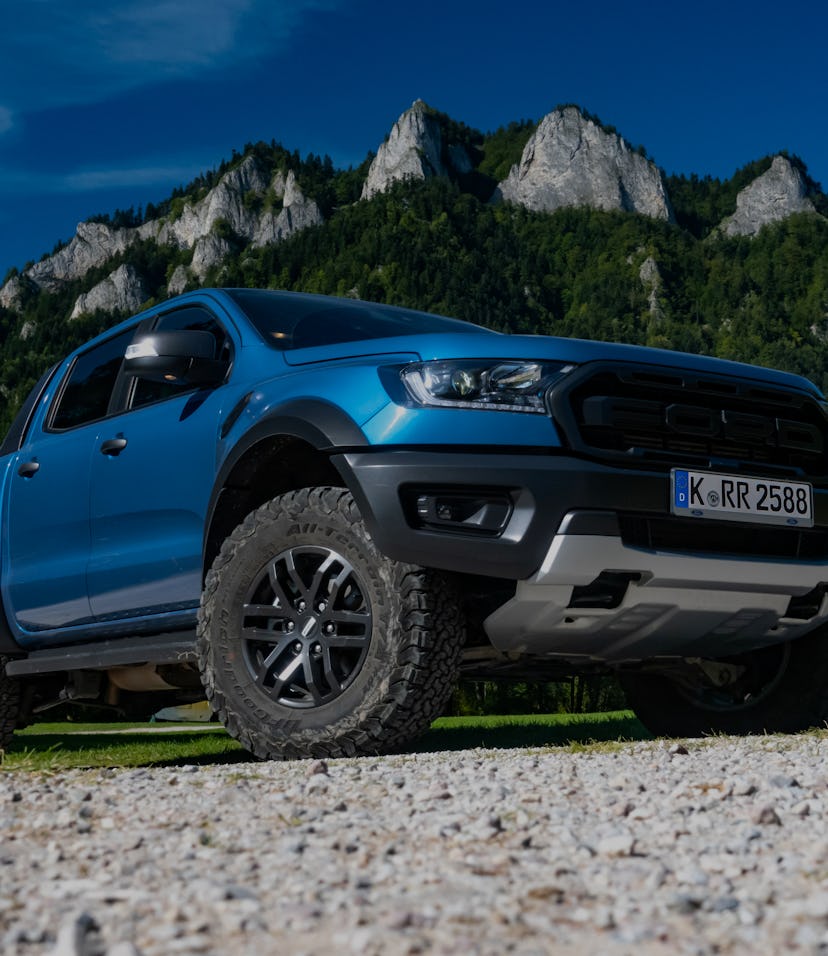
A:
687 657 748 688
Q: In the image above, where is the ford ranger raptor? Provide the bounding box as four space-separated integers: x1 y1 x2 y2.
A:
2 289 828 757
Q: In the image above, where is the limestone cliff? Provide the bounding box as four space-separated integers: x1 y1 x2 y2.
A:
493 107 674 222
153 155 270 248
69 264 147 319
253 170 323 247
638 255 665 323
2 102 826 321
191 235 234 280
718 156 817 237
1 155 323 309
166 264 190 297
27 222 135 293
0 274 36 311
361 100 473 199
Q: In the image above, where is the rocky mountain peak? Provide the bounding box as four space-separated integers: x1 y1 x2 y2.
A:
2 101 825 328
361 100 472 199
252 169 323 248
0 274 36 311
69 263 147 320
0 153 324 310
493 106 674 222
718 155 817 237
26 221 134 293
154 154 271 249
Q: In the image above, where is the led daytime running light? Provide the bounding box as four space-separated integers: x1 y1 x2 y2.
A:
402 360 574 413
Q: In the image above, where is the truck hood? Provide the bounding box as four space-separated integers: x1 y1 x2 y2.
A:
281 331 823 398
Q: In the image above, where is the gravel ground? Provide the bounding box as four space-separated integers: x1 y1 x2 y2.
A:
3 735 828 955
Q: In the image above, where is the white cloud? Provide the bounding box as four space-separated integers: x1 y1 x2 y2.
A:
0 160 207 196
0 0 338 112
90 0 256 68
63 164 204 192
0 106 12 134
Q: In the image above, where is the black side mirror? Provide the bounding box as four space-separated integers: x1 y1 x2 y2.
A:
124 331 226 386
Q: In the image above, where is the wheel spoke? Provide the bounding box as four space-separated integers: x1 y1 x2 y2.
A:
242 626 291 646
302 654 325 705
307 552 338 605
329 609 371 626
266 564 297 614
282 549 310 602
253 644 286 687
269 653 303 698
321 646 344 697
243 603 286 619
325 632 371 650
325 564 355 606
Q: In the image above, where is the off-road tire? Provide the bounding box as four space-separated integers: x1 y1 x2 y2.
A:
621 628 828 737
0 657 22 753
197 487 465 759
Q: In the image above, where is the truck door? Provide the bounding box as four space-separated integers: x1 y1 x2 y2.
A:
3 328 135 636
86 305 234 621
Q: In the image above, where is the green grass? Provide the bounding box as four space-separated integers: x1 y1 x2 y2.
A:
422 710 649 752
0 711 649 772
3 723 248 772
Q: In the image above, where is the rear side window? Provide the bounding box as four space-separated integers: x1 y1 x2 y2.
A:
0 364 59 454
50 328 136 430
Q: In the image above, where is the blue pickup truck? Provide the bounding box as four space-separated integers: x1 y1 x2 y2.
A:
2 288 828 757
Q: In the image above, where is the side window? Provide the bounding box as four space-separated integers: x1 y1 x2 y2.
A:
0 364 59 454
130 306 230 410
50 328 136 431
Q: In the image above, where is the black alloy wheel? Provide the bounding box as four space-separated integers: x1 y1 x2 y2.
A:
197 487 465 759
241 545 372 708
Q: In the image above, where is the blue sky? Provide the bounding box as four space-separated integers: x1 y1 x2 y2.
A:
1 0 826 277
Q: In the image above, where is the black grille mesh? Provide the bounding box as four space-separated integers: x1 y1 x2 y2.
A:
552 365 828 480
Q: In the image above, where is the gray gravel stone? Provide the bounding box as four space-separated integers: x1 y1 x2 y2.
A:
3 734 828 954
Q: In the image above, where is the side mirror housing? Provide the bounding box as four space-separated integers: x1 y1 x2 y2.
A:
124 331 226 386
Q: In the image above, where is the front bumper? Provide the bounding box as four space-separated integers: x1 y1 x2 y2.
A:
336 449 670 579
336 449 828 661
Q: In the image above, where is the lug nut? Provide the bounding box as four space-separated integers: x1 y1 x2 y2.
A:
324 623 335 635
317 601 327 612
285 621 295 632
297 600 307 612
293 642 302 653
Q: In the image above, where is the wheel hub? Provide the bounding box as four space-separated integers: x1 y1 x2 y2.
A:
239 545 373 708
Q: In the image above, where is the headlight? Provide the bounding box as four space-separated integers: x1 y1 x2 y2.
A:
401 360 574 413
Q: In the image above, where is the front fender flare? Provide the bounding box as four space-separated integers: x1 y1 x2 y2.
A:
204 399 369 565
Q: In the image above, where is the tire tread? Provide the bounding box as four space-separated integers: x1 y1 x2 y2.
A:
197 487 464 759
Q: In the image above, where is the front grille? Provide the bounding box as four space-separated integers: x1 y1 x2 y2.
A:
550 363 828 480
619 513 828 560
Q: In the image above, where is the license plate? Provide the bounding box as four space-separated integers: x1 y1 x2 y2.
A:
671 469 813 527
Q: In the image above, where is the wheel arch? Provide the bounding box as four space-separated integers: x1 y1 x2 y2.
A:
204 401 368 578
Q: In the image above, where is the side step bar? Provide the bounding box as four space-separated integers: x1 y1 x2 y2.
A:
5 632 197 677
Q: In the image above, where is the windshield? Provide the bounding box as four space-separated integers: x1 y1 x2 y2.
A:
224 289 493 351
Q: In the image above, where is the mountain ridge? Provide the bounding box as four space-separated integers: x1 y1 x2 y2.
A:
4 99 824 298
0 99 826 434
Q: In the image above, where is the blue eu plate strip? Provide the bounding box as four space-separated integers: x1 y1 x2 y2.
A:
673 469 689 510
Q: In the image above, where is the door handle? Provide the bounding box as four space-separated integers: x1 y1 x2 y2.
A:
17 461 40 478
100 438 128 456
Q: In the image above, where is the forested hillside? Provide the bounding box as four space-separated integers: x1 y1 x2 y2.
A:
1 114 826 716
0 119 826 437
